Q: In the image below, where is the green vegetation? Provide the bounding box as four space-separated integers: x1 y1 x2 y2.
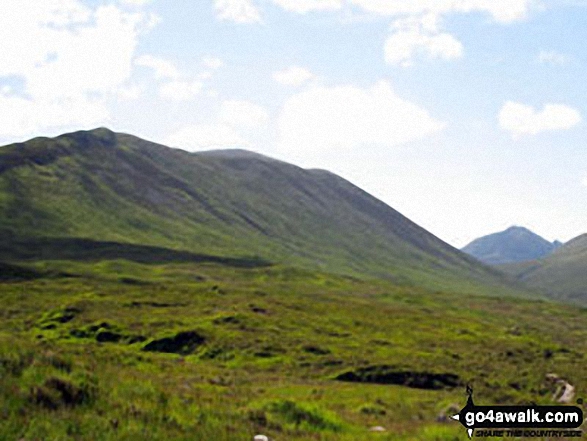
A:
1 129 584 440
1 259 587 440
500 234 587 304
0 128 521 296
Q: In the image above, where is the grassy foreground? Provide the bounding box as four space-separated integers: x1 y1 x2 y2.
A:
1 260 586 440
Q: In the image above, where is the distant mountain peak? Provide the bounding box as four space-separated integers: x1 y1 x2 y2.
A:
462 226 559 265
504 226 534 235
61 127 116 142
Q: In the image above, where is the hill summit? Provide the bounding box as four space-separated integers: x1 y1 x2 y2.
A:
0 128 516 294
462 226 562 265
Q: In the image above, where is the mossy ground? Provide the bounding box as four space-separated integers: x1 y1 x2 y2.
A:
1 260 586 440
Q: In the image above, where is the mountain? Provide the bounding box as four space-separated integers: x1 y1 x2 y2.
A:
500 234 587 304
0 128 519 294
461 226 562 265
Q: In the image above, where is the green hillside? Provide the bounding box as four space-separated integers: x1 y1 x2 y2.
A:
500 234 587 304
1 128 584 441
0 128 518 296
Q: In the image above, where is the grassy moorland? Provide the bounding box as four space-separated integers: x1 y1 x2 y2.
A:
1 258 586 440
1 129 584 440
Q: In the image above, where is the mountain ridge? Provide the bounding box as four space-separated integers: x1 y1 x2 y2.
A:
0 128 522 296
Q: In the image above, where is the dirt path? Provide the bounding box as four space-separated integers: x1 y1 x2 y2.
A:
546 373 575 404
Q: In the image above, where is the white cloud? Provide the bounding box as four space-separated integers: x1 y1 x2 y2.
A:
167 124 249 151
538 50 570 65
116 83 143 100
199 72 214 80
379 1 534 67
135 55 219 101
582 177 587 188
17 5 147 100
159 80 203 101
273 66 315 86
218 0 537 22
214 0 262 23
219 100 269 129
135 55 180 79
227 0 537 66
385 14 463 66
348 0 535 23
0 94 110 139
202 57 224 70
168 99 268 151
499 101 582 138
270 0 341 13
120 0 151 5
0 0 154 139
277 81 444 156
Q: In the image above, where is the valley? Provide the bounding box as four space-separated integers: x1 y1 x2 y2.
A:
0 129 586 440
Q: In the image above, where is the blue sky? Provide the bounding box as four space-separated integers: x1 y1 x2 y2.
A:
1 0 586 247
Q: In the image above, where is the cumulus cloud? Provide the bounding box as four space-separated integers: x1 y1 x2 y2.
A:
217 0 537 21
498 101 582 138
134 55 221 101
277 81 444 155
215 0 340 17
216 0 538 66
214 0 262 23
270 0 341 13
116 83 143 101
120 0 152 5
215 0 537 22
379 0 535 66
348 0 535 23
385 14 463 66
159 80 203 101
0 94 111 140
135 54 180 79
167 99 269 151
0 0 155 139
273 66 315 86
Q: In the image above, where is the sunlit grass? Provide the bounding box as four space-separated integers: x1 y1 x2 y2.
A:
0 260 586 440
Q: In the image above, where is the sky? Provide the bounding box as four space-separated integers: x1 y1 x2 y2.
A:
1 0 586 248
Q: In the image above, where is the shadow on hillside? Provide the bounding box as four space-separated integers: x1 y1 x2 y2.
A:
0 237 271 268
0 262 45 281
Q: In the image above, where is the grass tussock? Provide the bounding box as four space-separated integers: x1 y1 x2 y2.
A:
0 260 586 440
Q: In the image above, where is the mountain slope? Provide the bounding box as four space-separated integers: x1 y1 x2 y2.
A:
500 234 587 304
0 128 519 295
462 226 561 265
